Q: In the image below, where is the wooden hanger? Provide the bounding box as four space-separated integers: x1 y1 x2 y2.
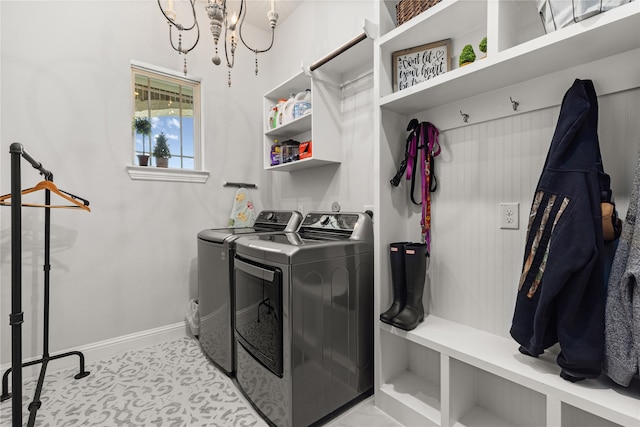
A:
0 180 91 212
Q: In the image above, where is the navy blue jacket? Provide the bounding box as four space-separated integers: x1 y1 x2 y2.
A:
510 79 610 381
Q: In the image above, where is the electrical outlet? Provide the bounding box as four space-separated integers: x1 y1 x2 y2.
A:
500 202 519 229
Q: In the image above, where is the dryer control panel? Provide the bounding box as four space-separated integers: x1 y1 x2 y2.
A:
300 212 373 242
254 210 303 232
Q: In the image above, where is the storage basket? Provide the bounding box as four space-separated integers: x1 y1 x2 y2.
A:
396 0 442 26
537 0 633 33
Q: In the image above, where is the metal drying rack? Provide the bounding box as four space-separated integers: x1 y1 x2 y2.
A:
0 143 90 427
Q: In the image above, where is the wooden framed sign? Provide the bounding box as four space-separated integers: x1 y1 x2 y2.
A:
393 39 451 92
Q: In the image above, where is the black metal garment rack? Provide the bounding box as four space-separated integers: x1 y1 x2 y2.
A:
0 143 90 427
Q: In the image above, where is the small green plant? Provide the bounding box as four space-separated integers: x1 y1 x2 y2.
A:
133 117 152 155
153 132 172 158
479 36 487 54
459 44 476 66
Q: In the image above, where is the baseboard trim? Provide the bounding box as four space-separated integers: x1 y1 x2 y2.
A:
1 321 189 380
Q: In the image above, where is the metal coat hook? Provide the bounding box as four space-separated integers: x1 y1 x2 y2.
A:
460 110 469 123
510 96 519 111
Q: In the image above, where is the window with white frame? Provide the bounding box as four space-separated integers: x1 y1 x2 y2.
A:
131 63 202 170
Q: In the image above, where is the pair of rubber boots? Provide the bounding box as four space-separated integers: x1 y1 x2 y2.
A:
380 242 429 331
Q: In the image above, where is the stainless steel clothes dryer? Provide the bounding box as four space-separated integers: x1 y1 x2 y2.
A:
233 212 374 427
197 210 303 375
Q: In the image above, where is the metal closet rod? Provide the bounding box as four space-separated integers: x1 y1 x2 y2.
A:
309 32 368 72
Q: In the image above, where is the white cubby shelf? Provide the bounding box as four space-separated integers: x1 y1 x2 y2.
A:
374 1 640 426
379 316 640 427
378 0 640 114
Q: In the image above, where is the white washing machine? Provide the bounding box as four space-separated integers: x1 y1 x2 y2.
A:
197 210 302 375
232 212 374 427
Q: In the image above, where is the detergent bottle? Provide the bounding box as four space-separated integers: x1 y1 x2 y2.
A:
270 139 281 166
275 98 288 128
297 89 311 101
281 93 296 125
267 105 277 130
293 89 312 119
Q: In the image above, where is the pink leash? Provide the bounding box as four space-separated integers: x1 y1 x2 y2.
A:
421 123 440 251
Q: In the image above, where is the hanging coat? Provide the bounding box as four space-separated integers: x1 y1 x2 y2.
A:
510 79 611 381
604 149 640 387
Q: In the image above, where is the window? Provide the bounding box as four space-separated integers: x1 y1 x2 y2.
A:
130 62 207 182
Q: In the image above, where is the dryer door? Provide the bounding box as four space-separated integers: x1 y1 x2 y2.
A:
234 256 283 377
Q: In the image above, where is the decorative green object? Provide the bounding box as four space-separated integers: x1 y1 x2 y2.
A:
153 132 171 168
153 132 172 158
132 117 152 155
459 44 476 66
479 36 487 54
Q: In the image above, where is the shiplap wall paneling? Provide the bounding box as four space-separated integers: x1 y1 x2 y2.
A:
400 89 639 338
598 88 640 218
422 108 554 336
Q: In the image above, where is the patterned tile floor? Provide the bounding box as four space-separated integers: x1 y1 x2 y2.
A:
0 337 402 427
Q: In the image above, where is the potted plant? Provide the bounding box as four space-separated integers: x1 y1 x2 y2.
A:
153 132 171 168
459 44 476 67
479 36 487 59
133 117 152 166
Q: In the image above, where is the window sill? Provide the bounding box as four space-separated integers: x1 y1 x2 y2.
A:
126 166 209 183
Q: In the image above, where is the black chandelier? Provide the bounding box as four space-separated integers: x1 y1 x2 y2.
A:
157 0 201 76
158 0 278 86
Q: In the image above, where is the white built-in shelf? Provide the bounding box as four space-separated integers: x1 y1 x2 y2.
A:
374 1 640 426
378 0 487 51
266 157 339 172
380 316 640 426
380 371 441 424
265 114 311 138
263 26 374 172
453 406 515 427
263 70 341 172
378 0 639 115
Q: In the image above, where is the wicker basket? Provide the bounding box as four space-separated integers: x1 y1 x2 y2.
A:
396 0 442 26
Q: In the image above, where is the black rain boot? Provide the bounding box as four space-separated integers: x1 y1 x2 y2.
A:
380 242 410 325
390 243 428 331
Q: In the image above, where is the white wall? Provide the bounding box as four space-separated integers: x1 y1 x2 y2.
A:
0 0 276 363
0 0 377 365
